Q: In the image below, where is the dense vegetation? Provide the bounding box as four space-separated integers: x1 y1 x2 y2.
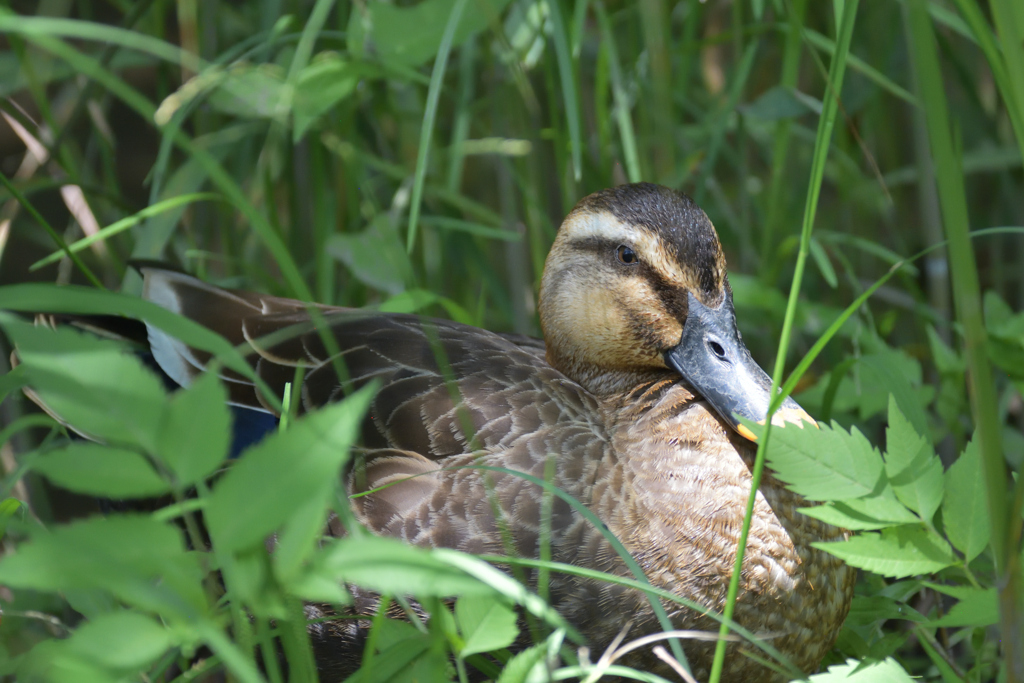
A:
0 0 1022 681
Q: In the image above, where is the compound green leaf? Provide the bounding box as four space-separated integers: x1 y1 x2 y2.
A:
456 595 518 657
942 438 991 562
800 487 918 530
32 443 170 498
814 525 956 578
64 611 173 671
310 536 497 599
205 382 374 552
157 370 230 486
809 656 915 681
1 315 166 451
347 0 512 68
884 396 943 522
751 419 884 501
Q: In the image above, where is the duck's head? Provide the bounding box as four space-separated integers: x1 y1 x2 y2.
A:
539 182 813 441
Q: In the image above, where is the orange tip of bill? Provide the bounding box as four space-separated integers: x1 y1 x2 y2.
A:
737 407 818 442
737 423 759 441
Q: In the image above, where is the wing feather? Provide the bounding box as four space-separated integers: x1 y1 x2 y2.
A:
141 268 603 462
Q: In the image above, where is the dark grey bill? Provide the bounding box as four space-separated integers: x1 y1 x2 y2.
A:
663 292 813 441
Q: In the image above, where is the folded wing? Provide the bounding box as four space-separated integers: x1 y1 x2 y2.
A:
141 268 602 461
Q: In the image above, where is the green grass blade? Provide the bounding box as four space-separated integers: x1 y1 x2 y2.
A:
0 11 203 72
694 42 757 204
0 170 104 289
31 193 222 270
762 0 808 269
948 0 1024 148
406 0 469 254
802 28 917 106
708 1 860 680
546 0 583 182
285 0 335 81
906 3 1020 678
595 2 642 183
990 0 1024 153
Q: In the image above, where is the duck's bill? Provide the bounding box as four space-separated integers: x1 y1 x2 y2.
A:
664 292 816 442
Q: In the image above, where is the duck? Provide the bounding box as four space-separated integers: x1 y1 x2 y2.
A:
138 182 854 681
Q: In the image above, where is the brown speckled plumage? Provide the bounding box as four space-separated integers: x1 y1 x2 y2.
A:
142 183 855 681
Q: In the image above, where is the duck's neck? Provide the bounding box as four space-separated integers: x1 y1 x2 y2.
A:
549 353 677 398
602 382 764 543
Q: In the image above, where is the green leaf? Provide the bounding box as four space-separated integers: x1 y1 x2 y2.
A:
311 536 498 598
926 326 965 374
986 335 1024 379
814 525 957 578
373 618 428 652
858 352 930 436
208 63 288 120
809 656 916 681
0 498 24 540
16 640 112 683
32 443 170 498
884 396 942 522
926 587 998 627
327 215 414 295
942 438 991 562
809 236 839 288
293 52 359 141
347 0 513 68
205 382 374 552
272 494 329 583
379 289 441 315
1 315 166 450
845 595 925 626
984 290 1024 339
157 371 230 486
799 488 919 530
752 419 884 501
64 611 174 671
344 636 434 683
455 595 518 657
740 85 819 122
0 285 271 407
0 365 26 404
496 643 548 683
0 515 205 618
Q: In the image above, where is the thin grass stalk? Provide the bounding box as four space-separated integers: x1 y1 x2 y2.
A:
638 0 674 182
906 3 1020 679
948 0 1024 145
761 0 808 273
285 0 335 81
405 0 468 254
989 0 1024 149
595 2 642 183
985 1 1024 582
0 171 104 289
692 43 757 207
546 0 583 183
707 1 860 680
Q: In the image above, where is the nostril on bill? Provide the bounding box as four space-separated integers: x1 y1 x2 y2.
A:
708 339 726 359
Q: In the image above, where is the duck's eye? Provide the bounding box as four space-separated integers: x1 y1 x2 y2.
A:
616 245 639 265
